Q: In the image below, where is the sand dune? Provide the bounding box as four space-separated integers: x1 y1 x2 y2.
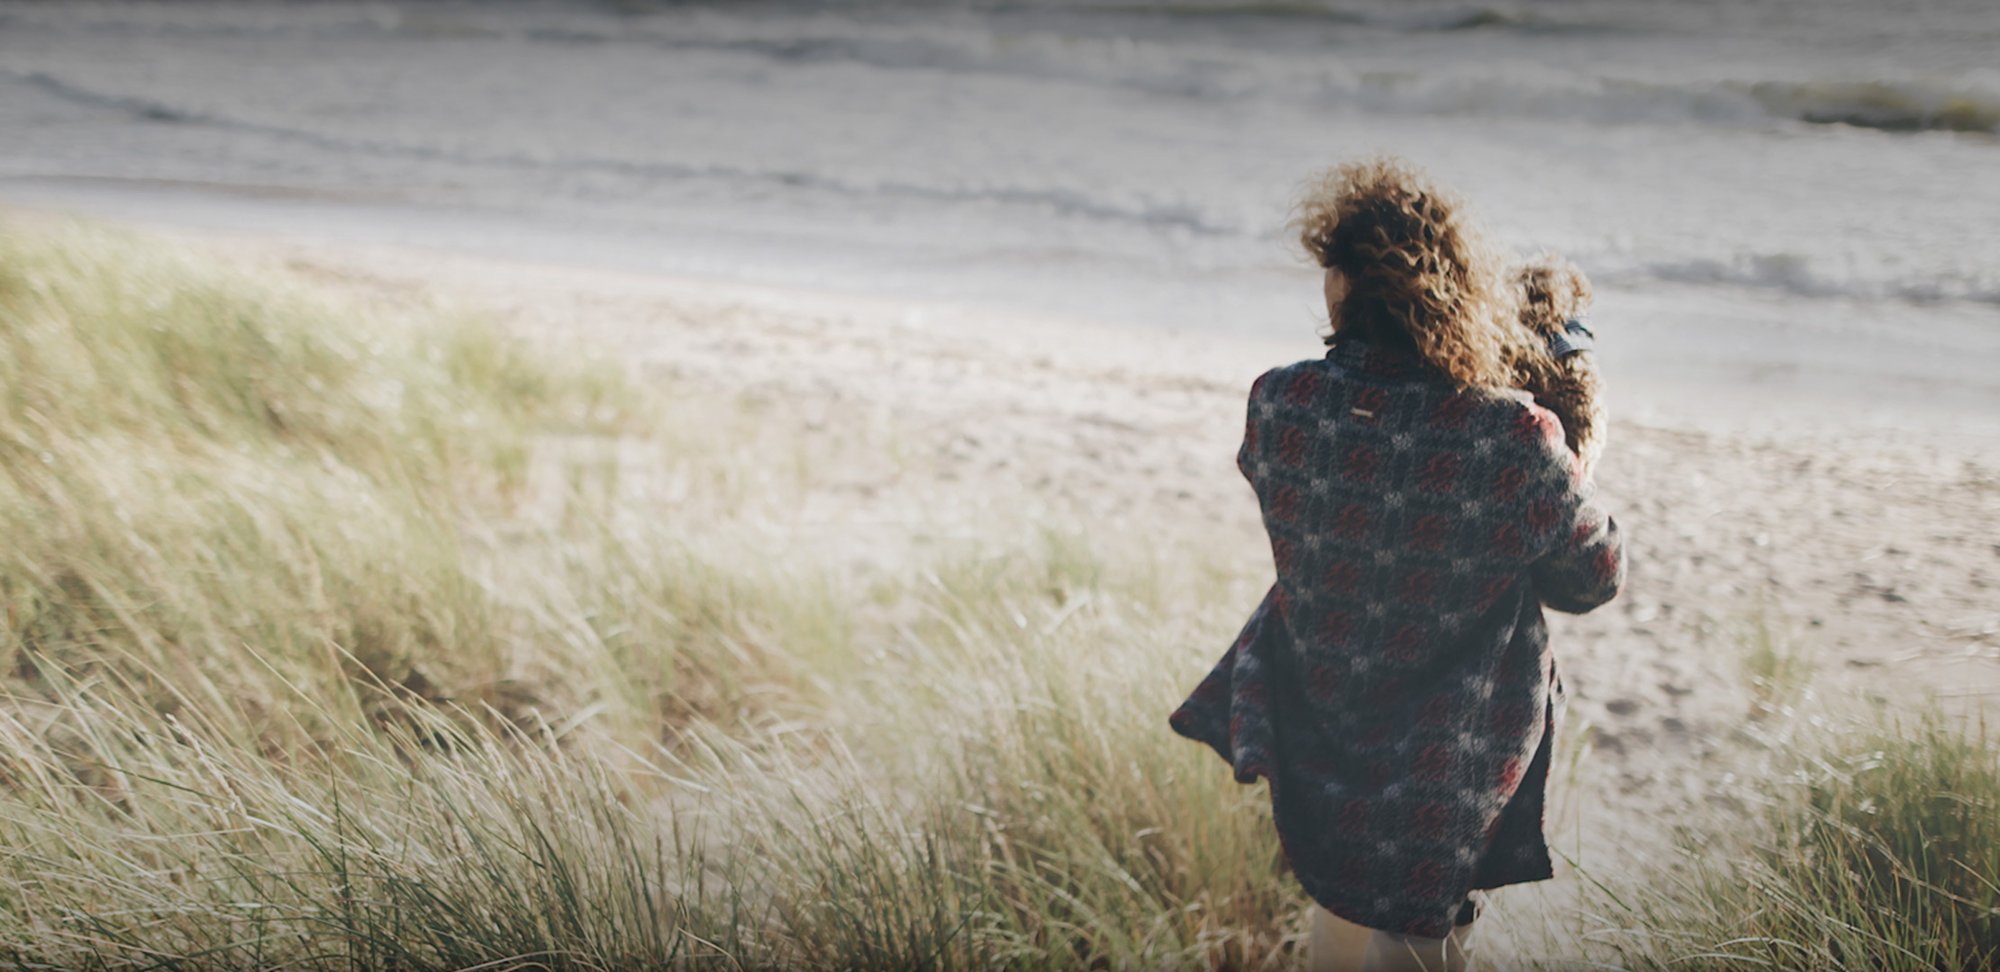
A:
230 232 2000 847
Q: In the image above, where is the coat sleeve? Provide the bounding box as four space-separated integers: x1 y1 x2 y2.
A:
1519 402 1626 615
1528 418 1624 616
1534 487 1624 614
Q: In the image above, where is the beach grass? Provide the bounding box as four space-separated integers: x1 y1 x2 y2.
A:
1740 609 1816 719
1 221 1992 971
0 221 1297 969
1576 712 2000 971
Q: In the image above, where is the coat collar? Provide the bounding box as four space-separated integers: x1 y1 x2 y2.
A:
1325 336 1435 381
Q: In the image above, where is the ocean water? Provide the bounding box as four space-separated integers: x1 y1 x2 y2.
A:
2 0 1997 433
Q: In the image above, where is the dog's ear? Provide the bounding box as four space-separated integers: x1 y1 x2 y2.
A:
1557 258 1594 318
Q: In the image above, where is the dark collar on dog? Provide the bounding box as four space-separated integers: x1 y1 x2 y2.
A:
1547 318 1595 358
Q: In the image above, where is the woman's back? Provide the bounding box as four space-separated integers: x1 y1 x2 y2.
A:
1239 338 1610 709
1169 155 1625 950
1173 334 1622 940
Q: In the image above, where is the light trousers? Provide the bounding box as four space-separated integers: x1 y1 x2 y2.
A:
1307 906 1473 972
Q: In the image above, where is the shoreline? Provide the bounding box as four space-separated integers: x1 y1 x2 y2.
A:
5 206 1996 710
5 179 2000 452
45 209 1984 667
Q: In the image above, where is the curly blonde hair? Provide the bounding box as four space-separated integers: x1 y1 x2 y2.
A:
1293 158 1514 388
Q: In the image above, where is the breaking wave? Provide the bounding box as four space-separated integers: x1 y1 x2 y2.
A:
1619 252 2000 308
27 58 1991 309
505 18 2000 136
1739 80 2000 135
3 69 1238 238
987 1 1607 33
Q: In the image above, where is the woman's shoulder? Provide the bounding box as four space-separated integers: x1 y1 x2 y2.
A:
1464 387 1579 476
1245 358 1333 405
1251 358 1330 385
1430 382 1549 420
1386 377 1572 460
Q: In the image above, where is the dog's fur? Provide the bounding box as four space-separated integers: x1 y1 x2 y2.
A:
1506 255 1605 475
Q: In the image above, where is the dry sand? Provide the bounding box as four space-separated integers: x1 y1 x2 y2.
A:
45 222 2000 942
261 236 1999 776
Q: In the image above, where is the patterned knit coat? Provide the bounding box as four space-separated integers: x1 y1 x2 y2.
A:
1168 336 1625 939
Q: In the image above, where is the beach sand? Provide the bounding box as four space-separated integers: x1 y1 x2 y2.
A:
191 227 2000 848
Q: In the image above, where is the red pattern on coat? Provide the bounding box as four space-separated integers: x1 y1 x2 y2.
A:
1169 337 1625 939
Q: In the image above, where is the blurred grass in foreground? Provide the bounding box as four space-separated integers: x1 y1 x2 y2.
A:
0 222 1291 969
0 222 1991 970
1579 714 1999 971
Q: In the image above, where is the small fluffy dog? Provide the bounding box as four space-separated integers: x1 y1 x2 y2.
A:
1506 255 1605 475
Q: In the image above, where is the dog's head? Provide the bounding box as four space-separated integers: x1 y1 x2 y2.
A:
1513 254 1594 336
